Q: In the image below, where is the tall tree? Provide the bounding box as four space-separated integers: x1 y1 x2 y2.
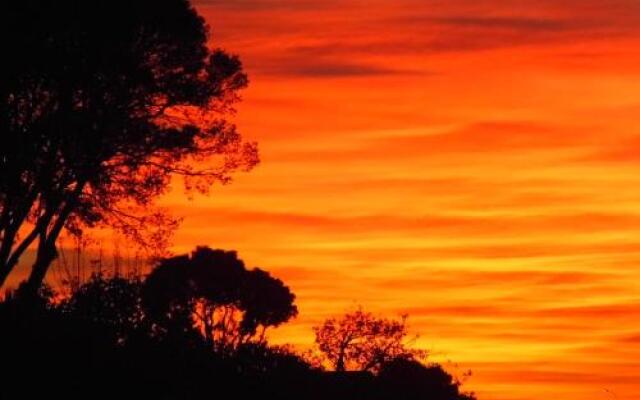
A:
0 0 258 291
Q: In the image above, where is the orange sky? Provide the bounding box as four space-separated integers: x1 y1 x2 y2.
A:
162 1 640 399
22 1 640 399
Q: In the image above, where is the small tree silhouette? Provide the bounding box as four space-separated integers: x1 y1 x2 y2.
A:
314 308 425 373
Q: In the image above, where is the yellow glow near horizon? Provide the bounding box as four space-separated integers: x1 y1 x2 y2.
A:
164 2 640 399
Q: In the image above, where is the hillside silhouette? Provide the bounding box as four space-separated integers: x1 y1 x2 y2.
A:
1 247 476 400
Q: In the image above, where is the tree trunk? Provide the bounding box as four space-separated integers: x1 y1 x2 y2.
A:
0 217 51 289
336 349 346 372
0 265 13 290
22 180 87 293
23 240 57 295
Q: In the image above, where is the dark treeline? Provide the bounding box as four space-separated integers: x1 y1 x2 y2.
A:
1 247 475 400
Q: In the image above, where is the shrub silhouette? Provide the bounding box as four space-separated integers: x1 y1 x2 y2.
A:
378 358 477 400
60 274 146 344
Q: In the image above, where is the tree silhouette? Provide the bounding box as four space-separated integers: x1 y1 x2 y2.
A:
0 0 258 292
314 308 424 373
143 246 297 351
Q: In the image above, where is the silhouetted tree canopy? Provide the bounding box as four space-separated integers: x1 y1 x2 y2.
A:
0 0 258 292
144 246 297 351
314 308 425 373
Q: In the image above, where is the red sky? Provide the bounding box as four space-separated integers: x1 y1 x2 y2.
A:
78 1 640 399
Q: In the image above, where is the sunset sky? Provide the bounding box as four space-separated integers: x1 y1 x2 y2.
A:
35 1 640 399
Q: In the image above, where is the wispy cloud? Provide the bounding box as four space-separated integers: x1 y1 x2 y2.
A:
161 2 640 400
256 59 420 78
